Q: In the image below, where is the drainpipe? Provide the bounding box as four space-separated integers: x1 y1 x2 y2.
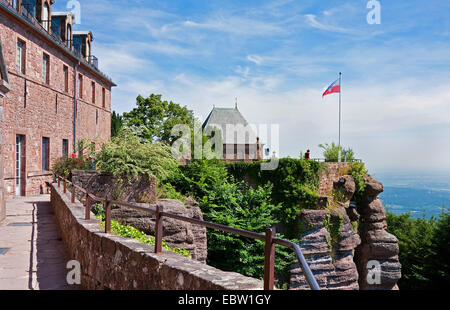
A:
73 62 79 154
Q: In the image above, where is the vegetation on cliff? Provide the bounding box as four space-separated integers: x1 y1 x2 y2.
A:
226 158 324 238
164 159 296 282
386 209 450 290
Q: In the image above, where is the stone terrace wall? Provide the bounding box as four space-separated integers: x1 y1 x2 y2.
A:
50 183 263 290
71 170 207 263
318 162 352 197
72 170 157 204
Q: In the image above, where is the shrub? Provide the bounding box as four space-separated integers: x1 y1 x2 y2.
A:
52 155 94 179
319 142 355 162
348 162 368 203
95 129 179 183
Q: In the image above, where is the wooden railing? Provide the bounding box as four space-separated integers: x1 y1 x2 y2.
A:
56 176 320 290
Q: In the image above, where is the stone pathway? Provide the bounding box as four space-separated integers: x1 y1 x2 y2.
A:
0 195 78 290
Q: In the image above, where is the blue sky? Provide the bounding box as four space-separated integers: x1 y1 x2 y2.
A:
53 0 450 173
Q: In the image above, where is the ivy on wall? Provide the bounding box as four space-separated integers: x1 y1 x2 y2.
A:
227 158 324 238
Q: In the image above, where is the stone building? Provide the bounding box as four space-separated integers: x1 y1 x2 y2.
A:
0 0 116 203
0 38 10 221
202 105 263 162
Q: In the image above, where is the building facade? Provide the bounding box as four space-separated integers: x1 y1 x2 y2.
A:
0 0 115 201
0 38 10 221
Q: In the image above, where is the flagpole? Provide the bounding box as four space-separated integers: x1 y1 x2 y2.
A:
338 72 342 163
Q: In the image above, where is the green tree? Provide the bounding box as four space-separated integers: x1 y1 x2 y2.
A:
386 209 450 290
319 142 355 162
111 111 123 138
122 94 195 144
165 159 294 282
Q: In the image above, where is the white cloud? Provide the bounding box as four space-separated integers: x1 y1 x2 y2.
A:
304 14 358 35
182 15 284 36
247 55 263 65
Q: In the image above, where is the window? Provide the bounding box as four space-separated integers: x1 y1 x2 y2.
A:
42 137 50 171
11 0 18 10
66 24 72 48
91 81 96 104
42 3 50 31
42 53 49 84
16 39 25 74
102 87 106 108
86 41 91 63
63 65 68 92
78 74 83 98
63 139 69 157
96 109 98 124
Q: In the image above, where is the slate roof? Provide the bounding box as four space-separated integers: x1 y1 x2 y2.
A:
202 107 258 144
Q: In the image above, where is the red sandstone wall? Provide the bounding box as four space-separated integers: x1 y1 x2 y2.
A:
0 96 5 221
0 8 112 197
51 184 263 290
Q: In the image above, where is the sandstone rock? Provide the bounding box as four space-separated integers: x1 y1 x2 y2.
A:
366 221 387 231
363 175 384 197
299 227 331 255
292 204 361 290
365 229 398 244
112 199 207 264
346 206 360 222
298 210 329 229
351 174 401 290
333 175 356 201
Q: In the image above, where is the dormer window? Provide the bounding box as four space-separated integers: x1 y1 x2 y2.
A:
86 40 91 63
66 24 72 48
73 31 94 63
42 3 50 31
11 0 19 10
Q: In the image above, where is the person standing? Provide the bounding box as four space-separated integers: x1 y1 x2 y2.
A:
305 150 311 160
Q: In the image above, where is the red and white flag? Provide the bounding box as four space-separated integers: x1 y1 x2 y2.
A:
322 79 341 98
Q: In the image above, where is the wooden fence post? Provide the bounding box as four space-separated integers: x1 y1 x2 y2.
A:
264 227 276 290
155 204 164 254
105 200 111 233
71 185 76 203
85 193 91 220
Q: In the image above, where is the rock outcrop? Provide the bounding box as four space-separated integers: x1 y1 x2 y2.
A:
291 173 361 290
290 207 361 290
111 198 207 264
291 169 401 290
354 175 402 290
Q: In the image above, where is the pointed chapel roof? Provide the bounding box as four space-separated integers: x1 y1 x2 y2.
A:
202 106 258 144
